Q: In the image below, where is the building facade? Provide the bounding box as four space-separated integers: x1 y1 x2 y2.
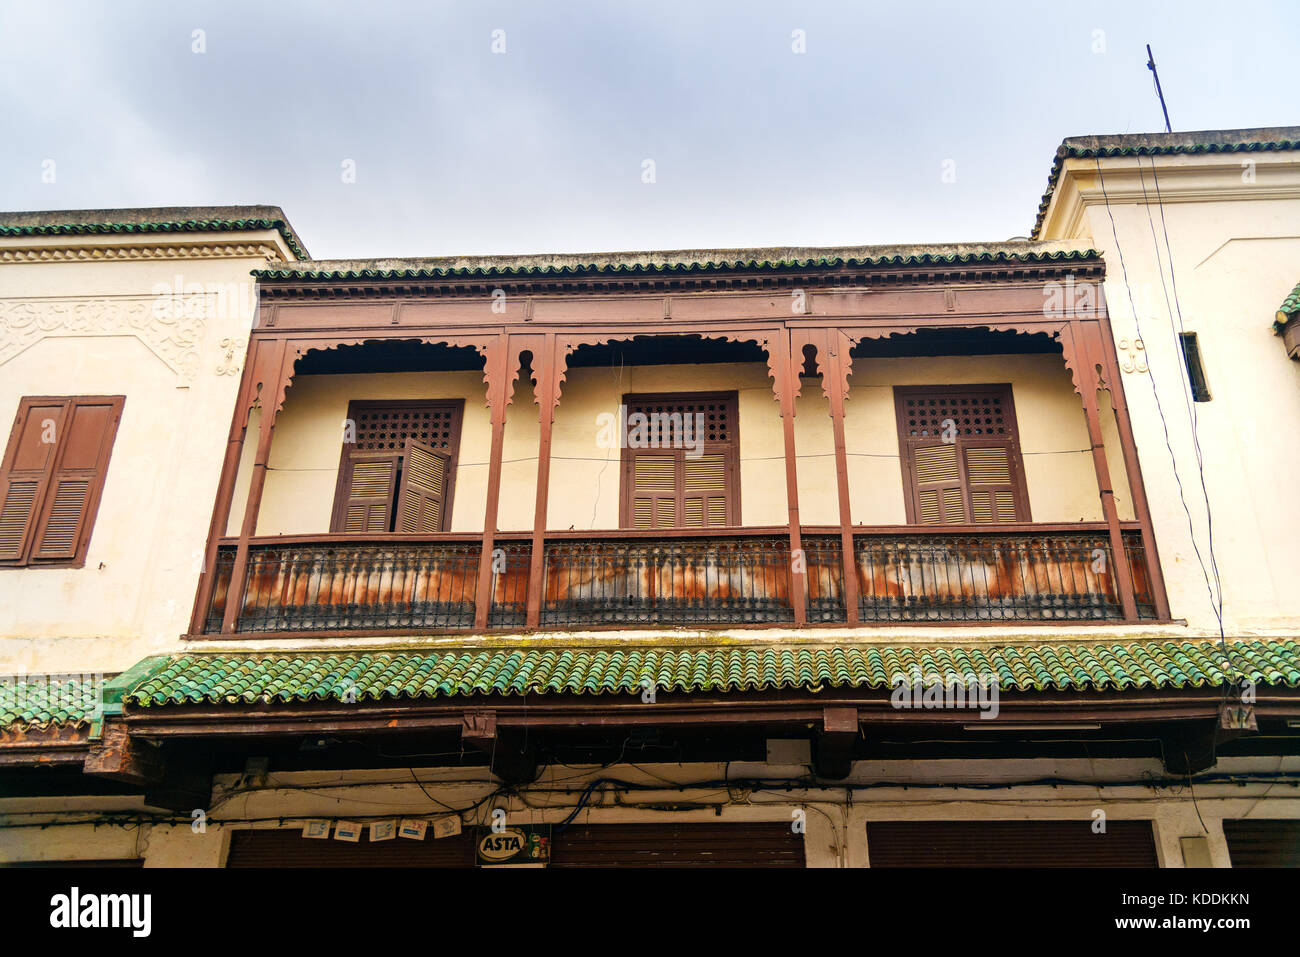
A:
2 130 1298 868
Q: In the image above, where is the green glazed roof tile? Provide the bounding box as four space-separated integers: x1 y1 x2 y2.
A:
1031 129 1300 239
0 215 308 260
119 639 1300 711
1275 280 1300 332
252 246 1100 284
0 675 105 729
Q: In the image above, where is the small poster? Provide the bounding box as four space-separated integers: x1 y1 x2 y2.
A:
334 820 362 842
370 819 398 842
431 815 462 840
398 818 428 841
302 820 330 839
476 825 551 867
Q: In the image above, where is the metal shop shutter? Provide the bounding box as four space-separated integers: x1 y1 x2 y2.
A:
550 822 805 868
225 828 474 868
1224 820 1300 867
866 820 1158 867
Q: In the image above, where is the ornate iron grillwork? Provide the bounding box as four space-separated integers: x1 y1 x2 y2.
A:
540 535 795 626
852 529 1155 621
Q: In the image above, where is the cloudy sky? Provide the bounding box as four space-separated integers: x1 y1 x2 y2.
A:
1 1 1295 259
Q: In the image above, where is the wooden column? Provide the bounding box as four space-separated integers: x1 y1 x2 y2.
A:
821 331 861 624
773 333 808 627
190 337 282 634
524 334 563 629
1063 321 1138 621
1095 313 1172 621
220 339 290 634
474 336 518 629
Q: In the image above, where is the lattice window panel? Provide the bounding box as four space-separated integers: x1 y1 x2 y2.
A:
901 391 1010 440
353 405 459 452
624 398 733 445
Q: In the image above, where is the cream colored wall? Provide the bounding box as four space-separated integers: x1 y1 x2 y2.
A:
1046 159 1300 632
252 355 1112 535
0 231 294 675
3 756 1297 867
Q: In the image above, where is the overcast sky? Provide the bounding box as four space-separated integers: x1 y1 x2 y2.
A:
1 1 1295 260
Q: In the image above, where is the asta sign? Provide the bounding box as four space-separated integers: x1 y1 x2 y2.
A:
476 825 551 867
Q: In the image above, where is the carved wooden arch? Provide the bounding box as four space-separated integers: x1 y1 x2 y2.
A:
553 328 792 413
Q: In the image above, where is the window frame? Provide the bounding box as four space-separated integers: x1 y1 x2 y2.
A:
893 383 1031 527
618 390 740 530
329 398 464 534
0 395 125 568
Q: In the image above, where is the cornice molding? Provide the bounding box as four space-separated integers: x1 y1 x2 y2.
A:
1038 154 1300 241
0 240 284 265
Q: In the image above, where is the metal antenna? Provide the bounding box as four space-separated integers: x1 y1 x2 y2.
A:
1146 44 1173 133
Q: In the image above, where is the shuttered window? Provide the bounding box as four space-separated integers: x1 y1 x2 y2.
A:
330 400 463 534
0 396 123 568
866 820 1159 867
894 385 1030 526
619 393 738 529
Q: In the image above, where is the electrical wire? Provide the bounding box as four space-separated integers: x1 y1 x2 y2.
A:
1092 157 1229 659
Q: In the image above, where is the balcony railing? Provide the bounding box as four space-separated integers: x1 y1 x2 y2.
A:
200 523 1154 635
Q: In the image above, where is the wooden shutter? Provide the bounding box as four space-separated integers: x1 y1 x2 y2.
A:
682 453 729 528
620 393 738 530
395 439 450 533
629 453 678 529
1223 820 1300 867
0 396 123 566
551 823 805 868
330 400 463 534
336 452 400 533
895 385 1029 526
866 820 1158 868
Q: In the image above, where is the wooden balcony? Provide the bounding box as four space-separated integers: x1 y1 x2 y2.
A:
199 523 1155 636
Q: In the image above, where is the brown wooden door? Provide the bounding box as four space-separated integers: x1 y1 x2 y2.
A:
866 820 1158 867
550 822 805 868
1224 820 1300 867
225 828 475 867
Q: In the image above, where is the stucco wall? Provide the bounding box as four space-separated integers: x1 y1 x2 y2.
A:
0 231 293 675
246 354 1117 536
1047 163 1300 633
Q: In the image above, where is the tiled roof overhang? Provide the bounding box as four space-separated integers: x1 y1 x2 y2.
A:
1030 130 1300 239
126 639 1298 709
252 246 1101 289
0 207 309 260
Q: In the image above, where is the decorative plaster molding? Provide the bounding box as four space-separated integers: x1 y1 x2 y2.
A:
1117 337 1148 374
216 337 247 376
0 242 282 264
0 297 205 382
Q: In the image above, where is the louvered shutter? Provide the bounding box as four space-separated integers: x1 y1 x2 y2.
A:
395 439 449 533
682 453 729 528
30 400 121 560
964 443 1019 523
911 443 966 525
629 453 678 529
0 401 66 561
336 452 400 533
896 386 1029 526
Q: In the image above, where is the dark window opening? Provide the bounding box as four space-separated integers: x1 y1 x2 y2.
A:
1179 332 1212 402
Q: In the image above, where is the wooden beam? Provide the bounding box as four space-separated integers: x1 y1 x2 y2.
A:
460 711 538 784
84 722 163 787
814 705 860 778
